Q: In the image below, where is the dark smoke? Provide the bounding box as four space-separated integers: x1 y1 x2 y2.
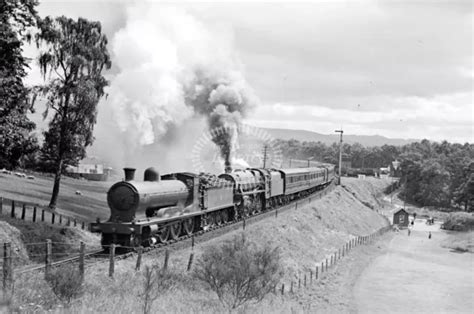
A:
185 71 255 171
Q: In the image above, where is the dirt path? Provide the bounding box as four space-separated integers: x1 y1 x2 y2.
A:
354 220 474 313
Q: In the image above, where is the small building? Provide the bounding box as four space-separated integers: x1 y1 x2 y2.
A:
66 157 111 181
393 208 409 227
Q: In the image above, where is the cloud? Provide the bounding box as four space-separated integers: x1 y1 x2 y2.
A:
26 0 473 146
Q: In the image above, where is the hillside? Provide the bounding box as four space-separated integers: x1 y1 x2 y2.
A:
6 177 392 312
264 127 417 146
0 172 110 221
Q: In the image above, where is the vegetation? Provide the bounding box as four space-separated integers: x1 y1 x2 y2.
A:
442 212 474 231
277 139 474 211
34 16 111 209
0 0 39 169
141 265 177 314
45 264 84 304
194 234 282 310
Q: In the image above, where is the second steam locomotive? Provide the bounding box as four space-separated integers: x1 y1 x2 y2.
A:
91 165 335 248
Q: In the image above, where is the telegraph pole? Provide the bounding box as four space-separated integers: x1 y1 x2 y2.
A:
262 144 268 168
335 129 343 185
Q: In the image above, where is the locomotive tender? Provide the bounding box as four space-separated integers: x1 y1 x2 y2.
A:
90 164 335 248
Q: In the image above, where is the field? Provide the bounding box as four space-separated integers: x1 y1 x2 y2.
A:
0 172 111 221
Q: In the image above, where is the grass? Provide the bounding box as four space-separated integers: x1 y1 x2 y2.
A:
0 172 111 221
441 231 474 253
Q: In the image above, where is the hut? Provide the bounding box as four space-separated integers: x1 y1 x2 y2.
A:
393 208 409 227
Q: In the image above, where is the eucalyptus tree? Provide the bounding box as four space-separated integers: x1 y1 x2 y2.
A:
35 16 111 209
0 0 39 168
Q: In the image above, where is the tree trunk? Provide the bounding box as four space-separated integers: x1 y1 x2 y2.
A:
48 158 63 210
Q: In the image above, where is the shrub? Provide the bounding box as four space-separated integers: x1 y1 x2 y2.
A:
193 234 282 310
45 264 83 304
442 212 474 231
141 265 177 314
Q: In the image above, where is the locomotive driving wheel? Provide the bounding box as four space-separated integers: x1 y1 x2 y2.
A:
221 210 229 223
215 211 223 226
156 226 170 243
183 218 195 236
170 222 182 240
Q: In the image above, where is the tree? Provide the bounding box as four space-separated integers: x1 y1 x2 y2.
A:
34 16 111 209
194 234 282 310
0 0 39 169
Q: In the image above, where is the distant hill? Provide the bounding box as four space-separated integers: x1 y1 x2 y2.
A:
263 128 417 147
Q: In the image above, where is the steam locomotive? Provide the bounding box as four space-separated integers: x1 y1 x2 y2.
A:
90 164 335 248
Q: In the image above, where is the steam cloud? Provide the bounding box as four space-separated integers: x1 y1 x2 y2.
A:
97 3 258 171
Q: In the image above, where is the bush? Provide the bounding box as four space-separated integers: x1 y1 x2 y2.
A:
141 265 177 314
442 212 474 231
194 234 282 310
45 264 83 304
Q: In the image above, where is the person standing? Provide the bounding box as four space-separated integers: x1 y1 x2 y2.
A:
428 231 432 239
408 229 411 236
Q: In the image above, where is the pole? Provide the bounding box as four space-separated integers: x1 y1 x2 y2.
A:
262 145 268 168
335 129 343 185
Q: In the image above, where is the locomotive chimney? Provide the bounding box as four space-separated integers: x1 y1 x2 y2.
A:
144 167 160 182
123 168 136 181
225 162 232 174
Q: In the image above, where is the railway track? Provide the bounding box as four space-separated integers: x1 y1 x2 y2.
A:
15 180 336 273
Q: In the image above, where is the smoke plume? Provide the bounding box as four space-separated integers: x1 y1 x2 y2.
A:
93 3 258 172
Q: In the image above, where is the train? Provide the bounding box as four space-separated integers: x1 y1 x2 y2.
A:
90 164 335 248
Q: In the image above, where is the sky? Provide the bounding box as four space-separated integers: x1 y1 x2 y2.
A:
26 0 473 144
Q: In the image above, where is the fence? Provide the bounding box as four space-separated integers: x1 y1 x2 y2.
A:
1 222 393 295
0 196 88 230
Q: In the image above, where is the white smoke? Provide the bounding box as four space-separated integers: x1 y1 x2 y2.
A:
92 3 258 172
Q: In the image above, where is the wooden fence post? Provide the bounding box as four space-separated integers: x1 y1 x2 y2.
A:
290 281 294 294
321 262 324 274
281 283 285 295
45 239 52 278
33 206 37 222
316 266 319 279
59 215 62 225
310 269 313 284
187 252 194 271
163 249 170 270
136 246 143 271
74 219 77 227
51 213 55 224
79 241 85 280
330 255 333 266
41 209 45 222
3 243 12 292
10 200 15 218
21 204 26 220
109 244 115 278
304 274 307 287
